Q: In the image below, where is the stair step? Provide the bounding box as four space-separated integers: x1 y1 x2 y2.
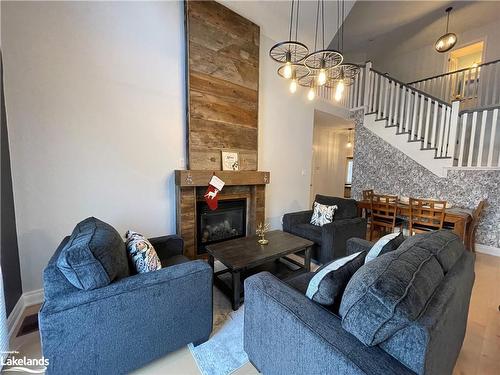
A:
434 156 452 160
396 131 410 135
375 117 388 122
365 111 377 116
421 147 437 151
408 139 424 143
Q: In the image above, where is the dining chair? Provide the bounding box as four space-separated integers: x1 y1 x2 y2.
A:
466 199 487 252
362 189 374 200
369 194 403 240
409 198 447 235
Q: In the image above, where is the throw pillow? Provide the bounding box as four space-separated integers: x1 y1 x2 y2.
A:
57 217 129 290
365 232 405 263
125 231 162 273
306 251 367 311
310 202 338 226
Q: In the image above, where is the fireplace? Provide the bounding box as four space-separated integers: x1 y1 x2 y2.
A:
196 199 247 255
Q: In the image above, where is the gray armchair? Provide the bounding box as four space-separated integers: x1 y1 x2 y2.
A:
283 195 367 264
39 230 212 375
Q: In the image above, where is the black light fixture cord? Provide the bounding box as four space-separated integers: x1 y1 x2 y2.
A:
446 9 450 34
314 0 320 52
289 0 295 42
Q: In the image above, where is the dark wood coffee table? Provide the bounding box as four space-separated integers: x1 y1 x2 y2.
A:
206 230 314 310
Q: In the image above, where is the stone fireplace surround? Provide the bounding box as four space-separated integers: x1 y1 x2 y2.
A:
175 170 270 259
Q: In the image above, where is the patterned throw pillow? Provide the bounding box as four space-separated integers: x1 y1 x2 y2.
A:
310 202 338 226
125 231 162 273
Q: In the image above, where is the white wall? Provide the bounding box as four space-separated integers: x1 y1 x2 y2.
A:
2 1 186 292
311 128 353 201
2 2 349 292
372 19 500 83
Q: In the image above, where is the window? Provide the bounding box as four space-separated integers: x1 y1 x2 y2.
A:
345 157 353 185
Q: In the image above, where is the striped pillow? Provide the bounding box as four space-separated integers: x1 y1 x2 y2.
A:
306 251 367 311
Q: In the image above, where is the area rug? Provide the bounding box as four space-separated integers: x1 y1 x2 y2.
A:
188 307 248 375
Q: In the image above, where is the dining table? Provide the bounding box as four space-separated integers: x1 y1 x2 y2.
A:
357 199 474 245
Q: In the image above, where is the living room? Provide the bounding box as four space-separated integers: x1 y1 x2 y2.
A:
1 1 499 374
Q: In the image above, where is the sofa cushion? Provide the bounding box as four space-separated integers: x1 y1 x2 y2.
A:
365 232 404 263
314 195 358 220
310 201 338 226
397 230 464 273
339 244 444 346
57 217 129 290
161 255 190 268
306 251 366 312
289 223 322 244
125 230 162 273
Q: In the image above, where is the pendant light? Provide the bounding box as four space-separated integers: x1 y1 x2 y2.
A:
304 0 343 87
346 128 353 148
278 63 310 94
435 7 457 53
329 0 360 101
270 0 309 80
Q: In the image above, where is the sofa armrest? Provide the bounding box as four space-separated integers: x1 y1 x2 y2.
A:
149 234 184 259
244 272 415 375
40 260 213 374
282 210 313 232
321 217 367 260
346 238 374 255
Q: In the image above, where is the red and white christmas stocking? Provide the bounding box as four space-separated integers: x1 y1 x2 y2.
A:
204 175 225 211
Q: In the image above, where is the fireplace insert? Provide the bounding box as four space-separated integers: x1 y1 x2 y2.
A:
196 199 247 255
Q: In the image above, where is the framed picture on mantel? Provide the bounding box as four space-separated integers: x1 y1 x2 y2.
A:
221 151 239 171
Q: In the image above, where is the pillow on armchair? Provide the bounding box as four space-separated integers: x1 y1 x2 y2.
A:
57 217 129 290
125 230 162 273
310 202 338 226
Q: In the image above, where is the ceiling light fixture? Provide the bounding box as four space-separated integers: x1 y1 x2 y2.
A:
304 0 343 87
435 7 457 53
270 1 309 80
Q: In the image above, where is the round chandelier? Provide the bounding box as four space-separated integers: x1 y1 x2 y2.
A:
435 7 457 53
269 0 309 85
303 0 343 87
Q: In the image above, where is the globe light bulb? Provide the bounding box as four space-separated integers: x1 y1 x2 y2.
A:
289 79 298 94
335 80 345 102
308 87 315 101
283 62 292 79
346 141 352 148
317 69 327 86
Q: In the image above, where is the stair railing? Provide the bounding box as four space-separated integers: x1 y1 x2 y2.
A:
408 59 500 110
455 104 500 168
366 67 460 159
319 63 366 110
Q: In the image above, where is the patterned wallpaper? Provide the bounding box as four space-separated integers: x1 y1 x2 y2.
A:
351 110 500 248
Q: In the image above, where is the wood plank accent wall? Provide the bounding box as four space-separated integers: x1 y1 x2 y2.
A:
185 0 260 170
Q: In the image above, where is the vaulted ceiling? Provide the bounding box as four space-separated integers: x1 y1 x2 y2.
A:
330 0 500 62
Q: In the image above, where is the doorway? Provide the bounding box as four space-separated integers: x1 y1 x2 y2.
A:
310 110 355 204
448 41 484 72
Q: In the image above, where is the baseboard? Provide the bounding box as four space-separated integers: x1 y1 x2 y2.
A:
7 297 24 340
475 244 500 257
6 288 44 340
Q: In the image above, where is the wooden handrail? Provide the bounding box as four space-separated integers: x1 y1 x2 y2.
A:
370 68 451 108
408 58 500 85
459 103 500 115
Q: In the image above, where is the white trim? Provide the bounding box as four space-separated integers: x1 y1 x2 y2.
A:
444 166 500 171
6 289 44 340
475 244 500 257
6 297 24 340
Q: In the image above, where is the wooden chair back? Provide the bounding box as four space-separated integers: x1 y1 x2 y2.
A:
362 189 374 200
409 198 447 234
467 200 487 252
369 194 399 240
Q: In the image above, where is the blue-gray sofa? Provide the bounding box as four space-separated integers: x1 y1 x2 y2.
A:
283 195 367 264
39 217 212 375
244 230 474 375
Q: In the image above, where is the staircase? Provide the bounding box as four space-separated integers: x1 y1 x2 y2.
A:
326 62 500 177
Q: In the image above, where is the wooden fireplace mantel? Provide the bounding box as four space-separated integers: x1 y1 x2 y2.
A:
175 170 270 187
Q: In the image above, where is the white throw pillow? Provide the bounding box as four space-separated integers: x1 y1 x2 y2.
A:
310 202 338 227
